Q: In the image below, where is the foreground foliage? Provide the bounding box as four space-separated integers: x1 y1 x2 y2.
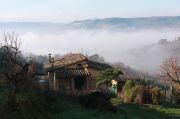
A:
120 80 162 104
1 84 180 119
96 68 123 87
0 83 51 119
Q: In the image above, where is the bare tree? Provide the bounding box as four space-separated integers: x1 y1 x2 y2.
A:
159 57 180 84
0 32 33 99
159 57 180 101
0 32 51 119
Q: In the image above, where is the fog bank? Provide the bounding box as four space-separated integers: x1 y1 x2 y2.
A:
19 29 180 74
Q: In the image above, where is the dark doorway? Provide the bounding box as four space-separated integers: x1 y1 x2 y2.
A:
74 76 86 90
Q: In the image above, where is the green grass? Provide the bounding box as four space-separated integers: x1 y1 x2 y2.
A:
51 100 120 119
0 84 180 119
116 103 180 119
50 98 180 119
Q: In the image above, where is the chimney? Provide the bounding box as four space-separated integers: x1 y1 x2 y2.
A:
51 58 54 67
48 54 52 63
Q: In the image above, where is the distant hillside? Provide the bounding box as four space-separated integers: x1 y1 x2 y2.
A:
68 16 180 30
141 37 180 58
1 16 180 32
125 38 180 73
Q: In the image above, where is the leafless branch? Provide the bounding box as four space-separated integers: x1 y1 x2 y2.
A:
159 57 180 84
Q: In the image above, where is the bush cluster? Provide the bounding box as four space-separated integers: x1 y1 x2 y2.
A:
172 84 180 104
120 80 161 105
78 91 117 113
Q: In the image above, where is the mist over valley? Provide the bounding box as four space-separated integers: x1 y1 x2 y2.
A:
1 16 180 74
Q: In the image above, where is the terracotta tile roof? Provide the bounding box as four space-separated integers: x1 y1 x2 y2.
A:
55 68 90 79
45 53 113 71
45 53 87 69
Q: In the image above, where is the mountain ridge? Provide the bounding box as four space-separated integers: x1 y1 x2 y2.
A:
68 16 180 30
0 16 180 31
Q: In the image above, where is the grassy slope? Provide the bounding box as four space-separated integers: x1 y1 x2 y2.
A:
1 84 180 119
51 99 180 119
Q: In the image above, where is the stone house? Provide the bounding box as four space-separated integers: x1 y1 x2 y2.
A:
44 53 112 93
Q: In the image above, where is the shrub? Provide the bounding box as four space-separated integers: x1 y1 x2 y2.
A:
132 85 142 101
143 88 153 104
151 87 161 105
0 88 51 119
134 86 144 104
122 80 143 103
78 91 117 113
96 68 123 87
121 80 162 105
110 98 123 105
172 84 180 104
123 80 135 102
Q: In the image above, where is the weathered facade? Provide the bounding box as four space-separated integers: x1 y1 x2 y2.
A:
44 53 111 93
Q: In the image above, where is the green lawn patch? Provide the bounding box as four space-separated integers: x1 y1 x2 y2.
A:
50 97 180 119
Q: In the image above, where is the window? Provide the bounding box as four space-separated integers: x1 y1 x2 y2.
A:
77 64 82 67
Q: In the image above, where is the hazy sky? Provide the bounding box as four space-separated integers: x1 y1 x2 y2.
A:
0 0 180 22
